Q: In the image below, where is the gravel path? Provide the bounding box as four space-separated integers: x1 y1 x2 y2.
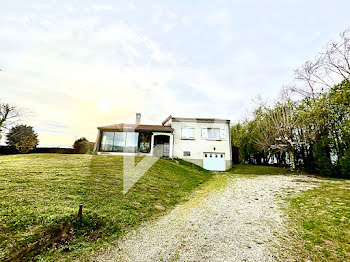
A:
99 174 321 262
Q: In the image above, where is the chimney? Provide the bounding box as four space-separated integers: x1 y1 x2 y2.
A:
136 113 141 125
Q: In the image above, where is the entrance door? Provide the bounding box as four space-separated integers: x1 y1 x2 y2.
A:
153 135 170 157
203 152 225 171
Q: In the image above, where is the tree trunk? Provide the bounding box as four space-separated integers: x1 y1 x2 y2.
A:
289 148 296 171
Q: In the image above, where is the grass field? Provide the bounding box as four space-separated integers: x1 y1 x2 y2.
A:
0 154 212 261
230 164 294 175
286 179 350 261
1 155 348 261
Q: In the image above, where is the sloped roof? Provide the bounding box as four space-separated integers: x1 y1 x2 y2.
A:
98 123 172 132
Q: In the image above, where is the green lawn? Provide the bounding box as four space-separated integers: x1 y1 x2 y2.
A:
286 180 350 261
1 156 348 261
0 154 212 261
231 164 294 175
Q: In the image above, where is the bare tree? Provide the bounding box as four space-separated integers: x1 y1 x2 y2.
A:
253 101 301 170
0 102 22 133
294 60 322 98
322 29 350 81
292 28 350 98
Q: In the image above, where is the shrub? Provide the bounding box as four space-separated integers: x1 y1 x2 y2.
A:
6 125 39 153
88 142 95 154
73 137 90 154
340 147 350 179
313 137 338 177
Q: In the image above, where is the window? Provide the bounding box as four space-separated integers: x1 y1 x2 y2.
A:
139 133 151 153
183 151 191 156
181 127 194 139
125 132 138 152
201 128 226 140
113 132 126 151
100 132 114 151
100 131 139 152
208 128 220 140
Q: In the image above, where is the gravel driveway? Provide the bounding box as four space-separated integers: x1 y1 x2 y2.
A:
99 174 320 262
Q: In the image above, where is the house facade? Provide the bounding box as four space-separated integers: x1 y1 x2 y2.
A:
94 114 232 171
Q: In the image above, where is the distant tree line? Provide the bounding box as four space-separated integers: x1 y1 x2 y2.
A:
231 28 350 178
0 102 38 153
0 101 93 154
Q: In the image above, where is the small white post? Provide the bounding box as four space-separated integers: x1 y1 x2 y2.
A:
169 134 174 158
150 134 155 156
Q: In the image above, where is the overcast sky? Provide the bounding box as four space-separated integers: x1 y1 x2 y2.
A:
1 1 349 146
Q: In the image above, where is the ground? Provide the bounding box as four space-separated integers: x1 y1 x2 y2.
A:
0 155 349 261
0 154 211 261
99 174 317 261
100 171 349 262
287 178 350 261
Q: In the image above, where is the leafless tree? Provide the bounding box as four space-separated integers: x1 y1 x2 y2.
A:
322 29 350 81
292 28 350 98
0 102 22 133
294 60 322 98
253 101 301 170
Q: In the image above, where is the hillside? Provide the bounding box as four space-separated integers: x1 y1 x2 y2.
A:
0 154 212 261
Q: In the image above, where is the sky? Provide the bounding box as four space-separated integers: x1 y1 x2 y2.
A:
1 0 350 147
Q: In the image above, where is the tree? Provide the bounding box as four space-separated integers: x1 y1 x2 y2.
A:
254 101 302 170
0 103 22 132
312 79 350 176
231 120 267 164
73 137 90 154
232 28 350 176
292 28 350 98
0 102 22 141
6 125 39 153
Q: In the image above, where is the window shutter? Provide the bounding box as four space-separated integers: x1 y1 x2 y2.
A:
182 128 194 139
181 128 187 139
188 128 194 138
202 128 208 139
220 128 226 140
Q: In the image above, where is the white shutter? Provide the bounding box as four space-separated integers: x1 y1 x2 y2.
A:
202 128 208 139
188 128 194 138
220 128 226 140
181 128 188 139
182 128 194 139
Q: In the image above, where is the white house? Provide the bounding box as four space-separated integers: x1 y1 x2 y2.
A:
94 114 232 171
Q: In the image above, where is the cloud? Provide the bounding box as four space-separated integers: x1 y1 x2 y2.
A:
43 121 69 129
1 20 179 145
1 0 350 146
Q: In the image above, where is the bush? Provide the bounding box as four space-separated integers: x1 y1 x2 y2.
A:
6 125 39 153
340 147 350 179
88 142 95 154
313 138 338 177
73 137 90 154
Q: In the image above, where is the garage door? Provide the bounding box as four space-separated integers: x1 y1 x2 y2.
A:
203 152 225 171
